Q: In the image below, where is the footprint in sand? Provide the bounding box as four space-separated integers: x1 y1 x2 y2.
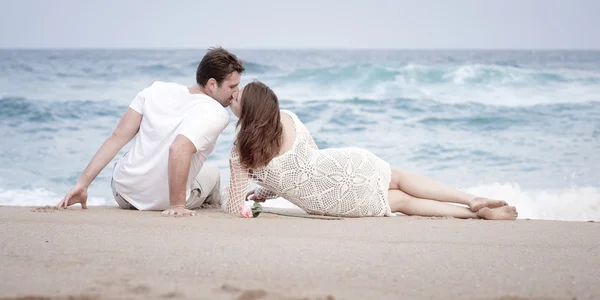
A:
219 284 336 300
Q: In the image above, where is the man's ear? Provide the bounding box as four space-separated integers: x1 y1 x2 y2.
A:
207 78 217 93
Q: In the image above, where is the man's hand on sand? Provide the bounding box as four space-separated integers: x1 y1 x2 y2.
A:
57 184 88 209
162 206 196 217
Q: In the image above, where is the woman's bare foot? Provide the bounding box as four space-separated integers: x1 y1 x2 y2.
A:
476 206 518 220
469 197 508 212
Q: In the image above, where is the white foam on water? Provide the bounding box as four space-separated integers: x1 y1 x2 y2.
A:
266 64 600 106
270 79 600 106
463 183 600 221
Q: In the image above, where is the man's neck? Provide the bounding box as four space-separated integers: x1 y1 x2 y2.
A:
188 84 222 106
188 84 208 96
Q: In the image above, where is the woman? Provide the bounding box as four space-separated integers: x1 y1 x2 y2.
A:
223 81 518 220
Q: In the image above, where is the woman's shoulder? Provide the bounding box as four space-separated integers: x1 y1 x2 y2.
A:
280 109 296 117
280 109 302 124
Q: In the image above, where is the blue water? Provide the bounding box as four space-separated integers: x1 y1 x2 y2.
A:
1 49 599 221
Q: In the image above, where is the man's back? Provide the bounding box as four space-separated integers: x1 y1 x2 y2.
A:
112 81 230 210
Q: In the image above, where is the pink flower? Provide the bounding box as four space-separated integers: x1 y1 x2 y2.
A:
240 205 253 218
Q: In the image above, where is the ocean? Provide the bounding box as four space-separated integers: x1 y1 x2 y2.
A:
0 49 598 221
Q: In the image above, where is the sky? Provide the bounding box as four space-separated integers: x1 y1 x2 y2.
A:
1 0 599 49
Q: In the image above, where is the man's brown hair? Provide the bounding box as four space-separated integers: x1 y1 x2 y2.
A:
196 46 245 87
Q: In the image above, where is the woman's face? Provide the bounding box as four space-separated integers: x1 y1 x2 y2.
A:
230 86 243 118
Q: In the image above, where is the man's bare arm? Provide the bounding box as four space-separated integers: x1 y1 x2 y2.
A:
78 108 142 186
58 108 142 208
164 110 229 217
167 135 197 208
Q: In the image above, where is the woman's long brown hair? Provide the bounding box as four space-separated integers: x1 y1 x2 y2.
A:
236 81 283 170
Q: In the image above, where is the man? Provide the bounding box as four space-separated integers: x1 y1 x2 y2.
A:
57 46 244 217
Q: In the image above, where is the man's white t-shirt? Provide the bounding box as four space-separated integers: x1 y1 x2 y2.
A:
112 81 230 210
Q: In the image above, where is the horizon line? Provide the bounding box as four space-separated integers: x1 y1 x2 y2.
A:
1 46 600 51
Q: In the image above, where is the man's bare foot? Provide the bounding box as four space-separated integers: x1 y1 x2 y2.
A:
469 197 508 212
476 206 518 220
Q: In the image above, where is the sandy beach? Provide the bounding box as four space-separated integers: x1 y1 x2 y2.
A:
1 205 599 300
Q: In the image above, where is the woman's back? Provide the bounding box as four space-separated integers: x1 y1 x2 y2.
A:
274 110 297 158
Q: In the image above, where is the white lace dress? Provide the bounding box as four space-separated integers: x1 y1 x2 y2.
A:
223 110 394 217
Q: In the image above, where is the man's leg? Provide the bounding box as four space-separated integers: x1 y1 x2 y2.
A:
111 178 135 210
110 156 138 210
186 163 222 210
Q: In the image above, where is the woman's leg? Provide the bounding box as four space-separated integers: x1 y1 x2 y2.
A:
388 189 518 220
388 189 478 218
389 168 507 212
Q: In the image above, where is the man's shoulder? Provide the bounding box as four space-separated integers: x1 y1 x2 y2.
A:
144 81 185 93
187 100 230 123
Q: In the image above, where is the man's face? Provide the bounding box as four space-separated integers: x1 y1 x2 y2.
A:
212 71 241 107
